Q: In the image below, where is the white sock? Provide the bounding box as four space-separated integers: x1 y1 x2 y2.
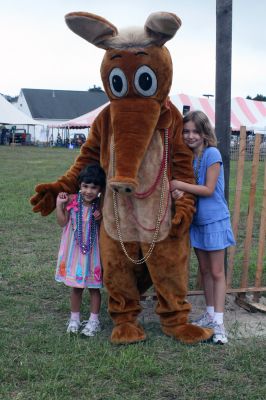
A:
71 312 80 322
89 313 99 322
213 312 224 325
206 306 214 318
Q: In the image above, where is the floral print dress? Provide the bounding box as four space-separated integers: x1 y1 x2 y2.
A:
55 195 103 288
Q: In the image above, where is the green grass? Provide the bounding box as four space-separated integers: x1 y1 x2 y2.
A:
0 146 266 400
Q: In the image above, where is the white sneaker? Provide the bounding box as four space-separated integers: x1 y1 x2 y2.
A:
213 323 228 344
192 312 215 328
81 319 101 337
66 319 80 334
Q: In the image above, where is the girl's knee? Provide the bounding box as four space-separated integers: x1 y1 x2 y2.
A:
199 264 210 276
211 268 225 281
89 288 101 297
73 287 84 294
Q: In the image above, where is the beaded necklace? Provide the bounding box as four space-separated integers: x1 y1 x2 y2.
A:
194 149 204 184
134 142 167 199
70 192 98 254
112 128 169 264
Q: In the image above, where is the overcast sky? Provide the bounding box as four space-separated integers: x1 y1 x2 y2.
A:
1 0 265 98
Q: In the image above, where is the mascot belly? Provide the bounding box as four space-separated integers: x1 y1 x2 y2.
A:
31 11 213 344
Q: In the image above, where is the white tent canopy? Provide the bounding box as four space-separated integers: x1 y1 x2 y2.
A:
0 94 38 125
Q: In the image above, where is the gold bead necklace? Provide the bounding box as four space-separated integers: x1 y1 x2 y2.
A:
111 129 169 264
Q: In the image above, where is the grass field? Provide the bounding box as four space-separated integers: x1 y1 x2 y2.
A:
0 146 265 400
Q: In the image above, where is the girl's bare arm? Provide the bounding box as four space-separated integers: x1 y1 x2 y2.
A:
171 163 220 197
56 193 70 227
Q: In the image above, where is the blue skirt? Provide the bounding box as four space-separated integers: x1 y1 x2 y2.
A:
190 217 236 251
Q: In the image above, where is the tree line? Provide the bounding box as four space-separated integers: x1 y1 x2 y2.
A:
246 94 266 101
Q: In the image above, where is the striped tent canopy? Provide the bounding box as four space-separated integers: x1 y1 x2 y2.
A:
170 93 266 131
51 94 266 131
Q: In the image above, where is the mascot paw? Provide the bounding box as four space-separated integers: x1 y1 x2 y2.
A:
111 322 146 344
169 220 188 239
30 190 56 216
162 323 213 344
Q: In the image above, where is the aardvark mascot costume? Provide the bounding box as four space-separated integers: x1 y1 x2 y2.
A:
31 11 213 344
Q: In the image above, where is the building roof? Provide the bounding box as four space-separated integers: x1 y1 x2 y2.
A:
21 88 108 120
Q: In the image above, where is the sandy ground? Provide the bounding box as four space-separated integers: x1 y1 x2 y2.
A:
140 294 266 339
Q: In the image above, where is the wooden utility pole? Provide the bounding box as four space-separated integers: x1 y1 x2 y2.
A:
215 0 232 201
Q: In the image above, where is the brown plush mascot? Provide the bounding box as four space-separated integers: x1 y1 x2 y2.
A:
31 11 213 344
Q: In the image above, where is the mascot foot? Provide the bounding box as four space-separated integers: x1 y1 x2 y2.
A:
162 323 213 344
111 322 146 344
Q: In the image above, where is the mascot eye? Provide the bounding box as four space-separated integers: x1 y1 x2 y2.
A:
134 66 157 97
109 68 128 97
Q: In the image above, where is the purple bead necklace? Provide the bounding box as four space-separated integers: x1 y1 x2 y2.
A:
70 192 98 254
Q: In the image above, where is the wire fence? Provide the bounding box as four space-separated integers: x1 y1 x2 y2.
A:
230 132 266 161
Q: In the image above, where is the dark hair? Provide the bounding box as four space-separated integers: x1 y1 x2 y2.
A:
183 110 217 147
77 164 106 188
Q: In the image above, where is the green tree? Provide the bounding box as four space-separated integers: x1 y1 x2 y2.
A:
253 94 266 101
246 94 266 101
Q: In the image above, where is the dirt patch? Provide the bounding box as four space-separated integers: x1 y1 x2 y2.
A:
140 294 266 339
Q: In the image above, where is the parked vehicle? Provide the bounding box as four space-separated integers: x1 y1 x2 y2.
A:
9 129 31 145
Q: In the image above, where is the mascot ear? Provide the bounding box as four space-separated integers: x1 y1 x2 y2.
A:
65 12 118 49
144 12 182 46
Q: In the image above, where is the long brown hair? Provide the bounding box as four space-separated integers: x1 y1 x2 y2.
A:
183 110 217 147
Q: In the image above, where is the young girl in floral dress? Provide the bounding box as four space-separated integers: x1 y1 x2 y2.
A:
171 111 235 344
55 164 106 336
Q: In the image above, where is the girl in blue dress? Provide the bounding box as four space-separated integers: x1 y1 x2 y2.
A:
171 110 235 344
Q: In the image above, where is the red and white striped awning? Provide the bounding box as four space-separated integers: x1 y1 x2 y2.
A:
171 93 266 131
231 97 266 130
50 94 266 131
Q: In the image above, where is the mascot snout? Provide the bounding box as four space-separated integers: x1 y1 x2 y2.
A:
108 98 161 194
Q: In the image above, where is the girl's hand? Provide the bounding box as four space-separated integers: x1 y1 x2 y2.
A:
56 192 69 206
170 179 184 191
93 209 102 221
171 189 184 200
170 180 185 199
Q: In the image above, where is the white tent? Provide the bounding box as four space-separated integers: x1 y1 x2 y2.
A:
0 94 38 125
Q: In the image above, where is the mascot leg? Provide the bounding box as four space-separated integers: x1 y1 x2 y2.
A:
142 233 213 344
100 225 147 344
